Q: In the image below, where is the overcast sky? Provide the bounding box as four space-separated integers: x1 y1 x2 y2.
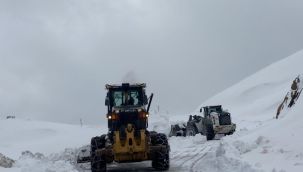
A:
1 0 303 124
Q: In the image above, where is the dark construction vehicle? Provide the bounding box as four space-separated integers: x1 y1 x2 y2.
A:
187 105 236 140
168 122 187 137
78 83 170 172
169 105 236 141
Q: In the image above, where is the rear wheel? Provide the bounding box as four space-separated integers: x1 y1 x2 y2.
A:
205 124 215 141
151 133 170 171
91 135 106 172
226 129 235 136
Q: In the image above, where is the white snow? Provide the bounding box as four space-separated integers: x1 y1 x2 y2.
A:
1 50 303 171
0 118 104 172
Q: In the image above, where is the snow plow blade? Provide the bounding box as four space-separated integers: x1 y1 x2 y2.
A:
77 145 91 163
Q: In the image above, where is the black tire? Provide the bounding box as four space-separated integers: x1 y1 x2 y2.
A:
205 124 215 141
186 124 197 136
151 133 170 171
91 135 106 172
91 155 106 172
227 130 235 136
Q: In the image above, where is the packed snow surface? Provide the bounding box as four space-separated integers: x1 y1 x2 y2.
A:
1 50 303 171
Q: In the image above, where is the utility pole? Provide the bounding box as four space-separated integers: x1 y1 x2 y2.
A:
80 118 83 127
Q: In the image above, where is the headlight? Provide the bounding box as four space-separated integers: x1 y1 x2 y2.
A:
108 113 119 120
139 111 149 119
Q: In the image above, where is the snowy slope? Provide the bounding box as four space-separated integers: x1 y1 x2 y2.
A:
193 50 303 172
199 50 303 124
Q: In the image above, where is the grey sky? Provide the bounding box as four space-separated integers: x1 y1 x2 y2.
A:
1 0 303 124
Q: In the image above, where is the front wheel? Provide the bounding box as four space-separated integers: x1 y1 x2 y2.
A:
91 136 106 172
91 155 106 172
151 133 170 171
205 124 215 141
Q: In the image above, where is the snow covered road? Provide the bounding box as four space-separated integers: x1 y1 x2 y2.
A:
75 136 217 172
74 135 260 172
0 117 301 172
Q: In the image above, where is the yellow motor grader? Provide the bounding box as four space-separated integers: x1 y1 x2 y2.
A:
78 83 170 172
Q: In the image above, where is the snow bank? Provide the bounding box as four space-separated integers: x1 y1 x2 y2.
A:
12 149 79 172
149 112 188 135
0 119 104 159
0 118 104 171
194 142 261 172
0 153 14 168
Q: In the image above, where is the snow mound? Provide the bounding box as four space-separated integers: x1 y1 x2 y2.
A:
0 153 14 168
15 150 78 172
195 142 261 172
12 147 91 172
0 119 104 159
149 112 188 135
0 119 104 172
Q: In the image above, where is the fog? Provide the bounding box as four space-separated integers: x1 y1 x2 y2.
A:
1 0 303 124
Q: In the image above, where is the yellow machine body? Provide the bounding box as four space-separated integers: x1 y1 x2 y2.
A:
113 124 149 162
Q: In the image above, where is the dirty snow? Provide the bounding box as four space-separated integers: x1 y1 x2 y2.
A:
0 153 14 168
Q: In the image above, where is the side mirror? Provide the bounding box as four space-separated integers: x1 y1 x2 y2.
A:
105 97 110 106
200 108 202 113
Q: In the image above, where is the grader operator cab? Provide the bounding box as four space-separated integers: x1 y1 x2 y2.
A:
78 83 170 172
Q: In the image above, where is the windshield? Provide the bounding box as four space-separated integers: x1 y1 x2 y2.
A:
111 90 141 107
208 106 223 113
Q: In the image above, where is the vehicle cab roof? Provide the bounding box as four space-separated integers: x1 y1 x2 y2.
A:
105 83 146 90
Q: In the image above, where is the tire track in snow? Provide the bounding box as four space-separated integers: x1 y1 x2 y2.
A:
171 144 211 170
170 151 185 160
171 147 199 161
178 147 207 167
189 146 212 172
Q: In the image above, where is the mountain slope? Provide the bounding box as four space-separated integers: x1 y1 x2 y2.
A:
200 50 303 121
195 50 303 172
